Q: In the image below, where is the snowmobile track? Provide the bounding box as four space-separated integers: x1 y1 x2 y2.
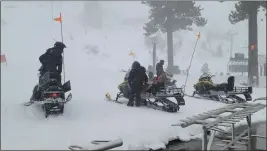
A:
105 97 178 113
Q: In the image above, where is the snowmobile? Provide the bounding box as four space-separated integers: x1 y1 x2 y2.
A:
24 72 72 118
192 73 252 104
105 71 185 113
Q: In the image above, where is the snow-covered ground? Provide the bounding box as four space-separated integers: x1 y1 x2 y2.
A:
1 1 266 150
2 68 266 150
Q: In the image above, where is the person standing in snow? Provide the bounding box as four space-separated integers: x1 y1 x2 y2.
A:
156 60 165 77
127 61 148 107
147 65 154 80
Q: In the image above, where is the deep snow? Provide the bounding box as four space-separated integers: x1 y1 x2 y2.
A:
1 1 266 150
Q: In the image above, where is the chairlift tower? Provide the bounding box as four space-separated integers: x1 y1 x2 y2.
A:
150 33 157 73
227 30 238 59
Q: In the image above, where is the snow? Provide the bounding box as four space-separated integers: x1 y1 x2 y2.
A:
1 2 266 150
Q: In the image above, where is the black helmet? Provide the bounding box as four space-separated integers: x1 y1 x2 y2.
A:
54 41 67 49
131 61 141 70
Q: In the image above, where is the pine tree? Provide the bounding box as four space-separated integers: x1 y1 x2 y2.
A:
228 1 266 86
143 1 207 72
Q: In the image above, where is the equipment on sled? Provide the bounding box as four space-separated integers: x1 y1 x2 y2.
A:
24 72 72 118
105 71 185 113
165 72 177 87
192 73 252 103
148 71 177 88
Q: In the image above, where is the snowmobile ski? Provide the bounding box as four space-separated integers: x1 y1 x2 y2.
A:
24 101 34 106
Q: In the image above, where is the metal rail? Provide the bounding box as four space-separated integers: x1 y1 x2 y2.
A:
69 138 123 151
172 103 266 150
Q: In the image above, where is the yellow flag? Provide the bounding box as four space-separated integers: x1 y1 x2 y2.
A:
129 51 135 56
196 32 201 39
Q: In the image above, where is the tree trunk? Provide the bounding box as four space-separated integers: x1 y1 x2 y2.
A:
152 42 156 73
166 2 174 73
248 5 259 86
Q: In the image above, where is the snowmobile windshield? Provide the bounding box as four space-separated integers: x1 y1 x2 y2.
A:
199 73 214 81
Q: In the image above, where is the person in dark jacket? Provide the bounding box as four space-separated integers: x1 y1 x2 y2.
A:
39 42 66 76
156 60 164 77
30 41 66 101
127 61 147 107
140 66 148 85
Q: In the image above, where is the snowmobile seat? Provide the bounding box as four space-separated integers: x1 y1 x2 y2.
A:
212 83 228 91
210 76 235 92
227 76 235 91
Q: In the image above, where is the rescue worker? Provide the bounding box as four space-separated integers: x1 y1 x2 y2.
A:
156 60 164 77
147 65 154 80
30 41 66 101
39 41 66 83
127 61 148 107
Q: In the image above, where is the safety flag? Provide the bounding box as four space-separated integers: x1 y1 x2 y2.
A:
196 32 201 39
250 44 255 51
129 51 135 57
54 13 62 23
1 54 7 66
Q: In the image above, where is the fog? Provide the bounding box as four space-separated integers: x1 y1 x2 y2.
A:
1 1 266 101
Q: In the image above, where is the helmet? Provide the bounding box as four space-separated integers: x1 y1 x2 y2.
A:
160 60 164 64
54 41 67 49
131 61 140 70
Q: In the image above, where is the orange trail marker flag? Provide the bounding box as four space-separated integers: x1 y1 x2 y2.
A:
196 32 201 39
54 13 62 23
1 54 7 66
54 13 66 83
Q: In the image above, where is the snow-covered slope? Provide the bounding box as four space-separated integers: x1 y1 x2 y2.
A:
1 2 266 150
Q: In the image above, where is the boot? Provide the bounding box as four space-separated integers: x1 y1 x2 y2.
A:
135 102 140 107
30 94 35 102
127 96 134 107
127 101 134 107
135 94 141 107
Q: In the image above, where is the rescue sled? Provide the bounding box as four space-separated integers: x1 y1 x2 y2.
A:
106 72 185 113
192 73 252 104
24 72 72 118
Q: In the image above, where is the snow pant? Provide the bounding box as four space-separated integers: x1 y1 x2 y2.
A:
128 83 141 107
151 82 164 95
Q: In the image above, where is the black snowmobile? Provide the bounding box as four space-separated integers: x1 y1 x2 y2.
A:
192 73 252 103
24 72 72 118
105 71 185 113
